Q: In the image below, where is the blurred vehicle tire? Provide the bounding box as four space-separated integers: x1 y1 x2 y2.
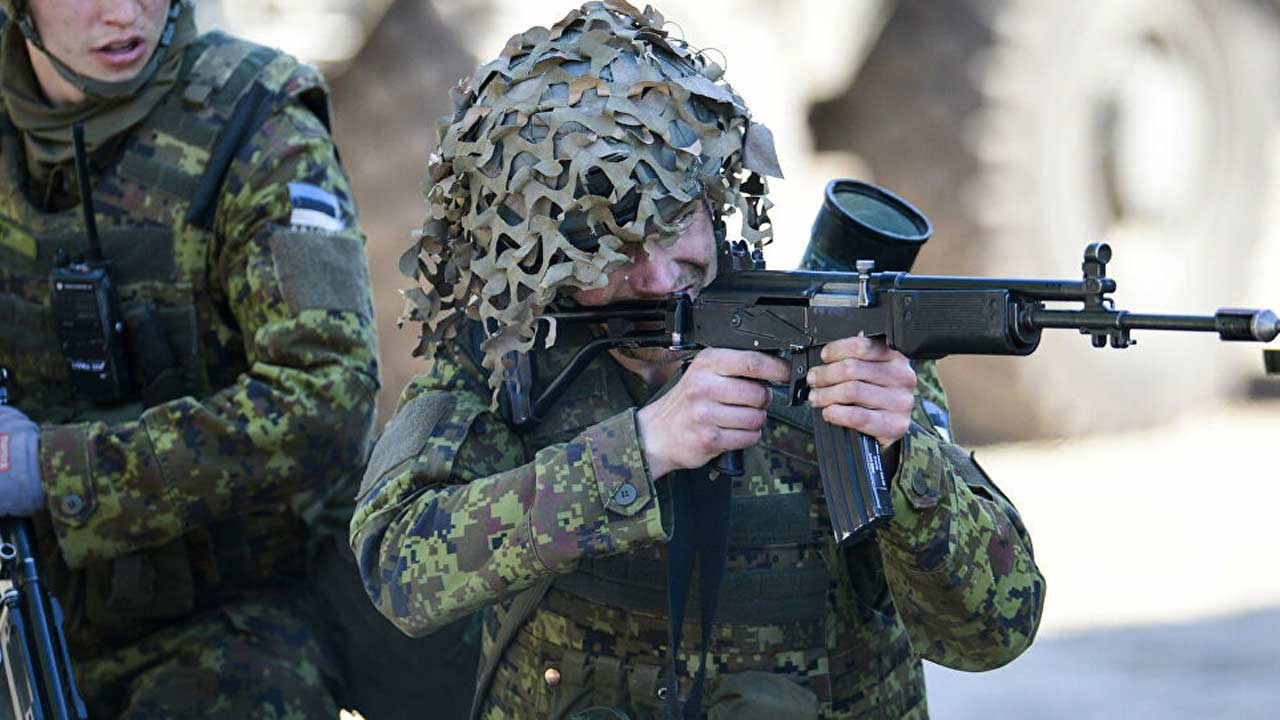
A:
811 0 1280 441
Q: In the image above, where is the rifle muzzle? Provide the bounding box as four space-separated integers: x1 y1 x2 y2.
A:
1215 308 1279 342
1266 311 1280 343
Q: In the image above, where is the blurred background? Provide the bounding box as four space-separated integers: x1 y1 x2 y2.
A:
200 1 1280 717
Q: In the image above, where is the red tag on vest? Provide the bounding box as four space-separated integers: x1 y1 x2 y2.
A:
0 433 9 472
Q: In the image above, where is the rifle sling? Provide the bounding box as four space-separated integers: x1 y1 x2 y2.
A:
662 467 731 720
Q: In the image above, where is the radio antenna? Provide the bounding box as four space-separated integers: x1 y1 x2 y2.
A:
71 123 103 263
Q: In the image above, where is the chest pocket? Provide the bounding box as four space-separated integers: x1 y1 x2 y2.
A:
35 220 211 413
110 226 211 406
0 217 209 420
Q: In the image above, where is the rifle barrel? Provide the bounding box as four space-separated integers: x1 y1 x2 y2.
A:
5 521 75 719
1029 309 1219 333
1029 307 1280 342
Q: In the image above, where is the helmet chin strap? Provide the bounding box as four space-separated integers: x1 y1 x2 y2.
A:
17 0 185 101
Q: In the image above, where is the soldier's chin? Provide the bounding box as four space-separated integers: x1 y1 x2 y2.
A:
613 346 696 365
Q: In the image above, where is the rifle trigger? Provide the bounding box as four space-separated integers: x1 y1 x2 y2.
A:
787 354 810 405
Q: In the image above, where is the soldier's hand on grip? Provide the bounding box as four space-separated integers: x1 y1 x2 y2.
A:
806 336 917 449
636 348 789 479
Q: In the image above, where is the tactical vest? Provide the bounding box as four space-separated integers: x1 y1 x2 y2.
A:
0 30 333 647
464 319 915 717
471 318 897 625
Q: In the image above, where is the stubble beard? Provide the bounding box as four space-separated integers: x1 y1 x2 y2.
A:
615 262 707 366
601 250 713 382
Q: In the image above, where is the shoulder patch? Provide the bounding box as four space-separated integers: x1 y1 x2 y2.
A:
268 229 370 315
288 182 345 232
358 393 457 502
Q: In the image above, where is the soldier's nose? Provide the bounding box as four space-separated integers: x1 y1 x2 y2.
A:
626 250 681 296
101 0 143 25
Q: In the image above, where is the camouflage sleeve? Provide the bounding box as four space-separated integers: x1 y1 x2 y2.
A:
349 346 668 637
874 359 1046 670
38 90 380 567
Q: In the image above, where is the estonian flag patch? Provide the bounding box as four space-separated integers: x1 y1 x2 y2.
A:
288 182 346 232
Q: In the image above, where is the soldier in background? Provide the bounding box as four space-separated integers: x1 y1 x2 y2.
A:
0 0 379 716
352 2 1045 718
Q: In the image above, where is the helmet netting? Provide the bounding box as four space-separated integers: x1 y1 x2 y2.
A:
400 0 781 395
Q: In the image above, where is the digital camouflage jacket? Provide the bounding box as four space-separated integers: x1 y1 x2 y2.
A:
352 322 1044 719
0 28 379 661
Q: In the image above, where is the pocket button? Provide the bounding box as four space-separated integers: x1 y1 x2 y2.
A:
612 482 638 506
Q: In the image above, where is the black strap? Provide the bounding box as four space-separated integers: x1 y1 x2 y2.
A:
185 82 274 230
663 467 732 719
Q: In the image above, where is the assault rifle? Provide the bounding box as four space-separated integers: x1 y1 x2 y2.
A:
0 368 88 720
504 180 1280 546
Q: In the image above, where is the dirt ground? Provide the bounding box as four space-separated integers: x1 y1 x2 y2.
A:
926 607 1280 719
925 395 1280 718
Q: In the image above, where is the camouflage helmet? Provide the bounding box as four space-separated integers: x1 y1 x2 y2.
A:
401 0 782 392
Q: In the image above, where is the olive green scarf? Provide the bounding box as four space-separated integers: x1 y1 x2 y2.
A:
0 5 196 175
